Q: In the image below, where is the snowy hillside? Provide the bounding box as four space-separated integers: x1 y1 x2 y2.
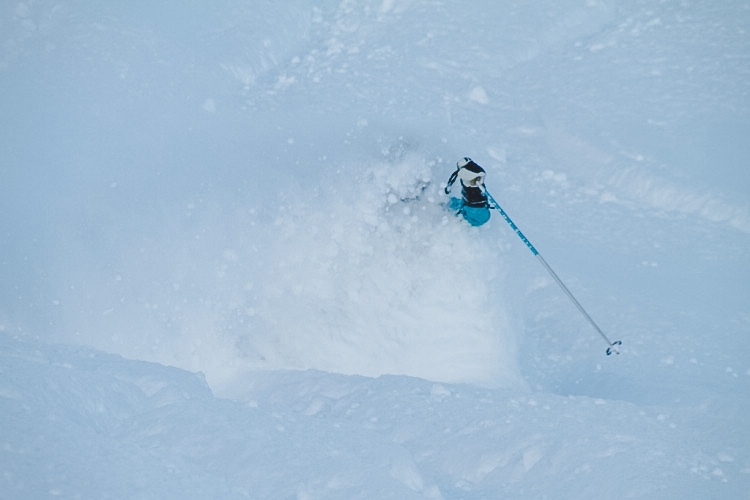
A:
1 1 749 498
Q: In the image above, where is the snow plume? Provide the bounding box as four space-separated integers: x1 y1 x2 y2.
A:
242 155 519 388
53 152 520 392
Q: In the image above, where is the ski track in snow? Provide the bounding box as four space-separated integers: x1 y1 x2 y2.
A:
1 1 749 498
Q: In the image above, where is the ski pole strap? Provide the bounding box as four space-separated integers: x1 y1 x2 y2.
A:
444 169 459 194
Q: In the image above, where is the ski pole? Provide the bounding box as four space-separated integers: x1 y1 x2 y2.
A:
485 189 621 355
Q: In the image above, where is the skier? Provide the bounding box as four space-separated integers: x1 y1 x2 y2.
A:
444 157 491 226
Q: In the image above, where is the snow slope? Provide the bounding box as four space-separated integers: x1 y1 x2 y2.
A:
1 0 749 498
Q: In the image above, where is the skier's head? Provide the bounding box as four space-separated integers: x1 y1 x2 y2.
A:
457 157 485 187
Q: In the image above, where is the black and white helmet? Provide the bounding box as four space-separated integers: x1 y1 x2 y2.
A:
456 157 485 187
457 157 472 169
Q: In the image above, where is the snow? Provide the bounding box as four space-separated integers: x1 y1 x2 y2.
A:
1 0 749 498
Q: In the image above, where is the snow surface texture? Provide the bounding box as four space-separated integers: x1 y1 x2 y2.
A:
1 1 748 498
